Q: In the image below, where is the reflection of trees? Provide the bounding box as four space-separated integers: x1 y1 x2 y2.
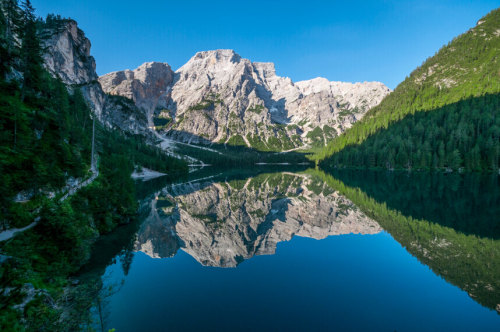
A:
66 265 126 331
309 169 500 312
328 169 500 238
120 250 134 276
93 273 125 332
66 217 142 330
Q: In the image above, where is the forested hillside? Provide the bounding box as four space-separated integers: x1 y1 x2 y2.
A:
0 1 187 329
325 94 499 170
312 8 500 171
0 0 187 228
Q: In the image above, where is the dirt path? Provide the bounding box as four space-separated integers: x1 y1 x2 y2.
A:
0 220 38 242
58 167 99 202
0 168 99 242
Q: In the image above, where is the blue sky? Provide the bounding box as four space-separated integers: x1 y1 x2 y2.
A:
32 0 498 89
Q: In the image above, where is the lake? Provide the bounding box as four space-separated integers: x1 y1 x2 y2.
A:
79 167 500 331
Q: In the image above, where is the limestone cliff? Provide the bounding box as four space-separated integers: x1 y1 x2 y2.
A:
41 19 390 151
40 19 148 135
100 50 391 150
99 62 174 128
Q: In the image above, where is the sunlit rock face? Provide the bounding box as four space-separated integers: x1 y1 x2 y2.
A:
41 19 105 117
41 19 390 149
99 62 175 127
100 49 390 150
135 172 381 267
40 19 149 134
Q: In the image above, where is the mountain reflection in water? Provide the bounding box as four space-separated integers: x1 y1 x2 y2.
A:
135 172 381 267
77 168 499 332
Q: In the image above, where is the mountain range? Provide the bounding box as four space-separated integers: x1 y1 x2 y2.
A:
41 19 390 153
39 8 500 170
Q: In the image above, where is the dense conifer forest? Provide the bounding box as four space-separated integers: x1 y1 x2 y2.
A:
323 94 500 171
0 1 187 329
312 9 500 171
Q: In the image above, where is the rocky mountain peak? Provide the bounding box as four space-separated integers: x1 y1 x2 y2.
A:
191 49 241 63
41 19 97 85
132 62 172 82
176 49 248 80
253 62 276 78
39 19 153 134
41 18 106 119
99 62 174 127
39 16 390 151
99 49 391 150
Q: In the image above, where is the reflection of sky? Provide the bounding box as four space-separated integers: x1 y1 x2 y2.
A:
101 233 500 332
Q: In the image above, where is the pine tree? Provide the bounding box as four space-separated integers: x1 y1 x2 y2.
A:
19 0 43 101
2 0 22 64
0 5 8 77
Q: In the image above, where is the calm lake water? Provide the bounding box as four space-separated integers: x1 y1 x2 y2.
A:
80 167 500 331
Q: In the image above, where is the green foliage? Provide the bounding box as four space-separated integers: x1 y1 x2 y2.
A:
187 93 222 111
307 168 500 311
0 77 94 228
0 3 188 329
324 94 500 171
312 8 500 166
247 104 265 114
226 134 246 146
246 133 269 151
337 107 355 118
306 126 325 147
0 0 23 77
0 118 188 330
228 179 247 190
153 116 171 130
38 14 72 32
193 214 217 224
153 110 172 130
305 125 337 148
243 127 297 152
297 119 308 126
97 126 188 175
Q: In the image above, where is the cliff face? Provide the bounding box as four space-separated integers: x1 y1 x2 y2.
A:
40 19 148 135
100 49 391 150
41 20 105 117
135 172 381 267
41 20 390 151
99 62 174 128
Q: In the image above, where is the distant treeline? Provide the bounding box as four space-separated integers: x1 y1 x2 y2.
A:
322 94 500 171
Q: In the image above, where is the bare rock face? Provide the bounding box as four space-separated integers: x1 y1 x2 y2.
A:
135 172 382 267
101 49 391 150
99 62 174 127
40 19 148 134
41 20 105 117
40 18 390 150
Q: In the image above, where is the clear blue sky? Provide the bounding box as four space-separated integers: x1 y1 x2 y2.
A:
32 0 498 89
